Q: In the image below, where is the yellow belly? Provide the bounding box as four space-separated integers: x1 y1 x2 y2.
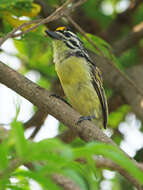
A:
55 57 103 127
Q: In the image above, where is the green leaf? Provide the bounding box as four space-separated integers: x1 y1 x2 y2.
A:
0 0 33 12
6 185 25 190
82 0 112 28
74 142 143 185
63 169 88 190
79 33 112 58
14 170 61 190
0 143 9 171
133 4 143 25
119 46 139 69
14 26 56 78
26 139 73 165
79 32 125 71
11 120 28 159
108 105 131 128
0 177 10 190
64 162 90 190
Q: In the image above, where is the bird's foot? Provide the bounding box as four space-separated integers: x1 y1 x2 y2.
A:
50 94 71 107
76 115 96 124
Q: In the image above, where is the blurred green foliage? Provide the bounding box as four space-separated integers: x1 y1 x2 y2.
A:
0 0 33 12
108 105 131 128
14 27 56 81
0 118 143 189
0 0 143 189
82 0 112 28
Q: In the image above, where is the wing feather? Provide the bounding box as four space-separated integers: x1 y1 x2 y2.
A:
90 65 108 128
73 47 108 128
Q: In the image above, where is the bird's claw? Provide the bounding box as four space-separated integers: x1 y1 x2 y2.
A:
50 94 71 106
76 115 96 124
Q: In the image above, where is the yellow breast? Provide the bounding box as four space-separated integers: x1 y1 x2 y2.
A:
55 56 102 120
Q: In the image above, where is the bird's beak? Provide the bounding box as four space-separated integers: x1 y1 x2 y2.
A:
45 30 61 40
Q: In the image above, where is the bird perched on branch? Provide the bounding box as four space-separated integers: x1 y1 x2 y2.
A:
45 26 108 129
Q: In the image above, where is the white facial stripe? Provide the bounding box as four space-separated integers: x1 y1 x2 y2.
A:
66 40 76 49
56 30 88 55
67 31 77 37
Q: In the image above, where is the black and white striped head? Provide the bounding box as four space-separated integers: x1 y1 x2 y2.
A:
45 26 92 63
45 26 83 49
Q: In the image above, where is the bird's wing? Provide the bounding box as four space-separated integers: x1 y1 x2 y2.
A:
90 65 108 128
74 46 108 128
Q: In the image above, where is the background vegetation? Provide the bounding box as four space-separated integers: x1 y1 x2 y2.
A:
0 0 143 189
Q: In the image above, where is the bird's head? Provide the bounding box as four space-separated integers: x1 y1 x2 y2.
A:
45 26 84 52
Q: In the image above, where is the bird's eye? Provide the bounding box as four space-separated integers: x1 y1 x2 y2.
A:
64 32 71 37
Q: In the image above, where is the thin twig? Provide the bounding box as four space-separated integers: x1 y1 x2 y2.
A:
71 0 87 9
0 0 86 46
66 16 143 98
0 19 41 46
0 158 82 190
52 174 82 190
113 21 143 56
0 158 22 179
29 125 42 139
57 129 77 143
77 156 143 190
94 156 143 190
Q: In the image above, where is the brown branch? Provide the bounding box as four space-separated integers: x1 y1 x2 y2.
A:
77 156 143 190
51 79 77 143
24 79 77 141
94 156 143 190
0 158 22 179
113 21 143 56
0 3 86 146
104 0 143 42
58 129 77 143
0 158 81 190
26 79 77 141
1 155 142 190
0 19 41 46
52 174 81 190
23 109 48 139
0 61 113 144
0 61 139 166
25 163 82 190
0 61 143 182
0 125 8 143
0 154 143 190
24 109 47 129
24 109 47 139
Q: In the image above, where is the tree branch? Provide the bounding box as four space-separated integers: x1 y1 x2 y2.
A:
24 109 47 129
0 61 143 172
113 21 143 56
94 157 143 190
0 61 113 144
104 0 143 42
52 174 81 190
0 158 82 190
0 0 86 46
57 129 77 143
0 158 22 179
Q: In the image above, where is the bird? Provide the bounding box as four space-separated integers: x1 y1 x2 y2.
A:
45 26 108 129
